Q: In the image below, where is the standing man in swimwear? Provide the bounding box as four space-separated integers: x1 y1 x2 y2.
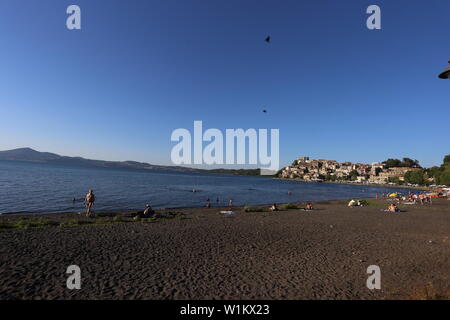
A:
85 189 95 217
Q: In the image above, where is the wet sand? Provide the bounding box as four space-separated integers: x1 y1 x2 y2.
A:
0 199 449 300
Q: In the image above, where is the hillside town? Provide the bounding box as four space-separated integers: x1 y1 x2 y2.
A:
278 156 423 185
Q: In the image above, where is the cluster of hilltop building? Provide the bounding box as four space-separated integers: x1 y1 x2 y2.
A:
278 157 421 184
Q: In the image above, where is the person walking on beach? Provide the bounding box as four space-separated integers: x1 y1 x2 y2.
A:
85 189 95 217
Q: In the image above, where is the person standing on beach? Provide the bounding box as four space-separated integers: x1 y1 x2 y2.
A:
85 189 95 217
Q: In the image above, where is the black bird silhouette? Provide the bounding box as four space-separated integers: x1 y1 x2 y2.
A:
262 109 267 113
265 36 271 43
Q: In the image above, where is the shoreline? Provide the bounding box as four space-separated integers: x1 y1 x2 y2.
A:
0 185 433 217
273 177 432 191
1 196 448 222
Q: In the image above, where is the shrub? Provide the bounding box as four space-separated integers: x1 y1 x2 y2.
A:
280 203 297 210
244 206 265 212
359 200 370 206
60 219 82 228
141 217 158 223
12 218 54 229
113 215 123 223
0 222 16 230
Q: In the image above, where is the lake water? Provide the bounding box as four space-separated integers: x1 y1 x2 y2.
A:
0 160 408 215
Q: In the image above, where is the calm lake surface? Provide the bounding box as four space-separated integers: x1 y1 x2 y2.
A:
0 160 408 215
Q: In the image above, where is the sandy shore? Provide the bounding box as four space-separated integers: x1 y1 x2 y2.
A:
0 198 449 300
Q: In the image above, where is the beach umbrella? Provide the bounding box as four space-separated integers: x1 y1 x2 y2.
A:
388 193 398 197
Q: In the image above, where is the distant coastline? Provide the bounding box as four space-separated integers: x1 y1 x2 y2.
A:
0 148 261 177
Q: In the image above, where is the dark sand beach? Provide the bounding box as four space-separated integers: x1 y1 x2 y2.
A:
0 198 449 300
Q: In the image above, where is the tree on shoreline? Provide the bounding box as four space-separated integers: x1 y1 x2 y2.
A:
426 154 450 186
404 170 425 185
382 158 421 169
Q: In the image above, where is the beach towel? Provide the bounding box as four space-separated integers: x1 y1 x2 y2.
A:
220 211 236 215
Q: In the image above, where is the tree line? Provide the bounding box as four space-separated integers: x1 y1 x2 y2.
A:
388 155 450 186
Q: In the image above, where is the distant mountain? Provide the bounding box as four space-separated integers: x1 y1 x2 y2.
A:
0 148 61 161
0 148 261 176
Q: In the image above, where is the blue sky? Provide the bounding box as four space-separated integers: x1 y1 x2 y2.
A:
0 0 449 168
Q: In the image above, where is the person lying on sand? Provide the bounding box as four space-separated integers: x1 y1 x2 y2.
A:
85 189 95 217
348 199 360 207
382 203 400 213
300 203 314 211
269 203 278 211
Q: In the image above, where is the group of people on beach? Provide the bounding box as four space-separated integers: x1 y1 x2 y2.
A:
376 192 433 205
375 191 437 213
411 193 433 205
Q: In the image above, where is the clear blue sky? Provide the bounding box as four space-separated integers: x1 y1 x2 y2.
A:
0 0 449 168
